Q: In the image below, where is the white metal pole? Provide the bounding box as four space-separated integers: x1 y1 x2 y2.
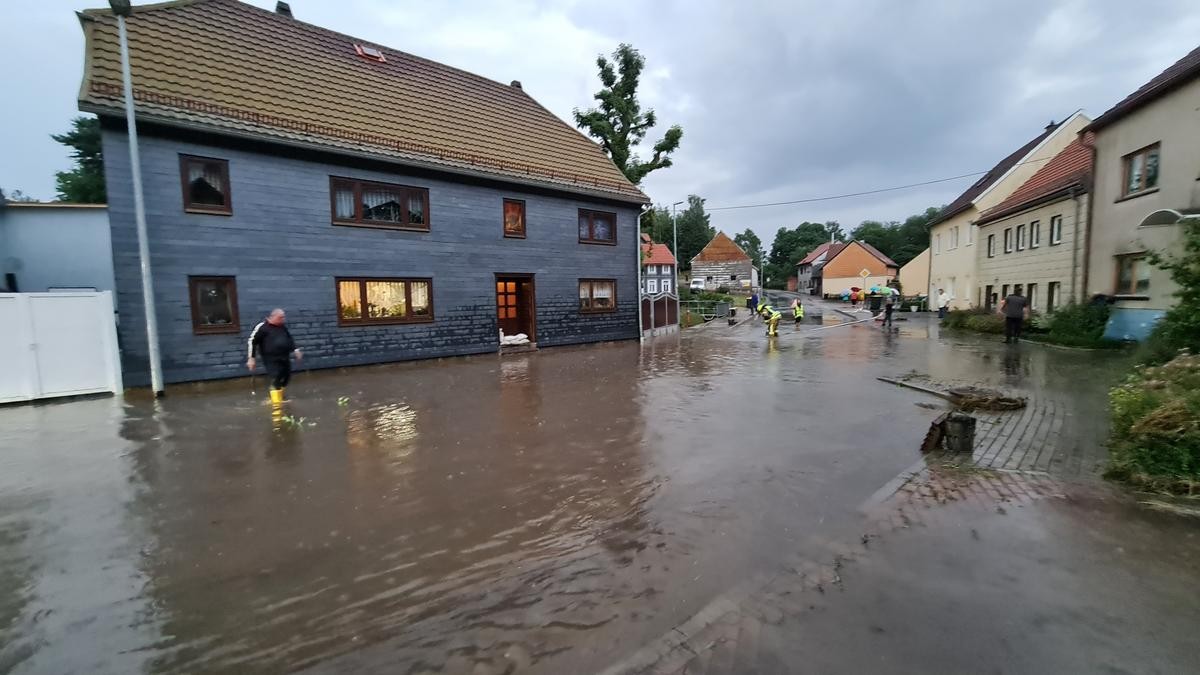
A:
672 200 682 330
116 12 164 394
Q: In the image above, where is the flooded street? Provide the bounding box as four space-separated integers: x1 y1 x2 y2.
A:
0 311 1181 674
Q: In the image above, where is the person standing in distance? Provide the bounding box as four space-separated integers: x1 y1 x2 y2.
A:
936 288 953 319
998 290 1030 344
247 308 302 404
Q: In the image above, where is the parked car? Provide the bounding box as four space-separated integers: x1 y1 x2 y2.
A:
689 278 706 292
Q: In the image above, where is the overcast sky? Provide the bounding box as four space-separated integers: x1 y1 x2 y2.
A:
2 0 1198 244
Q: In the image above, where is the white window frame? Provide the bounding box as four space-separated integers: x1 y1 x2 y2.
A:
1030 221 1040 248
1050 215 1063 245
1016 224 1027 251
1004 228 1013 253
987 234 996 258
661 278 672 293
950 226 959 249
935 234 942 254
647 278 658 294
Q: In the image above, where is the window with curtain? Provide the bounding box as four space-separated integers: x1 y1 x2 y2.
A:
188 276 239 333
1115 255 1151 296
1123 143 1160 197
180 155 231 213
330 177 430 230
337 278 433 324
579 279 616 312
578 209 617 244
503 199 526 238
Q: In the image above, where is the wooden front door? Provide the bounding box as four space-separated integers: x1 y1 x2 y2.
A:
495 275 536 342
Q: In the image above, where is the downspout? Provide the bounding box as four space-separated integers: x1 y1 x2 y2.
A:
926 224 934 305
1069 185 1082 303
1081 141 1098 301
637 204 651 343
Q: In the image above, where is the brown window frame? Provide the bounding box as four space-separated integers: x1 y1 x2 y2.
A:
503 198 527 238
336 277 435 326
330 176 431 231
188 275 239 335
578 208 617 245
1113 254 1151 297
578 278 618 314
1121 143 1160 198
179 154 232 215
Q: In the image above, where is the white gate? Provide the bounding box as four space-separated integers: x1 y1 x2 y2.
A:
0 292 122 403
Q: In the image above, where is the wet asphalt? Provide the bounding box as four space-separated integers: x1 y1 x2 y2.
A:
0 307 1191 674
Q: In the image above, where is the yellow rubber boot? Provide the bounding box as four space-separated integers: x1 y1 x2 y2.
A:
270 389 284 405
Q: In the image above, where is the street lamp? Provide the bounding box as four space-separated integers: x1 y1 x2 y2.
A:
671 200 683 329
110 0 164 395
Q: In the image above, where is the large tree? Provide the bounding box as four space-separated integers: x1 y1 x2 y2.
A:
848 206 942 267
640 205 673 246
675 195 714 271
733 228 764 268
574 44 683 186
764 222 829 288
52 116 106 203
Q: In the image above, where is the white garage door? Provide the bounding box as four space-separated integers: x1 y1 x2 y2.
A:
0 292 122 403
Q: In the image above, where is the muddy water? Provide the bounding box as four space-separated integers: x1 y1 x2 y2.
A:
0 317 1129 674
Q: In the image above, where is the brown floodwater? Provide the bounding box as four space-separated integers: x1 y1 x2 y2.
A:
0 312 1128 674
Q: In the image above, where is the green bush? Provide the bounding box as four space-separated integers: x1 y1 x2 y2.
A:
1025 303 1122 348
1106 352 1200 490
942 309 1004 334
1137 220 1200 365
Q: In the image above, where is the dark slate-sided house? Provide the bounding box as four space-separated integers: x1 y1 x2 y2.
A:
76 0 648 385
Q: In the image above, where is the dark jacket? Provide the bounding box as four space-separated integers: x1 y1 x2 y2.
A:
248 320 295 360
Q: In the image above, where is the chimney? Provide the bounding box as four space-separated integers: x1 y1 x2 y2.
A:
1045 119 1056 131
510 80 522 89
275 1 293 18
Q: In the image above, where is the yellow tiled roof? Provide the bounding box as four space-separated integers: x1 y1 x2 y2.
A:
77 0 648 203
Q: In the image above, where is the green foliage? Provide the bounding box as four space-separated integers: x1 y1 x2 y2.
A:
733 229 763 267
941 309 1005 334
52 116 106 203
1138 222 1200 364
1106 352 1200 489
640 205 673 247
765 222 832 289
674 196 715 271
574 44 682 185
1028 303 1119 348
849 206 941 268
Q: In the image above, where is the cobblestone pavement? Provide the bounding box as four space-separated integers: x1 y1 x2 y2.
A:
601 467 1200 674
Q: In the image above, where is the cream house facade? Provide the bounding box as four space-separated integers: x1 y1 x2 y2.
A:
898 248 929 298
975 136 1093 313
1085 48 1200 331
928 112 1089 309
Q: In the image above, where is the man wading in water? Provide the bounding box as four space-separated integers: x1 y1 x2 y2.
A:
247 308 302 405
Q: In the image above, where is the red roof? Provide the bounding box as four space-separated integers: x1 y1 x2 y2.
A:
642 239 676 266
799 242 834 266
692 232 751 263
1085 45 1200 133
977 135 1094 225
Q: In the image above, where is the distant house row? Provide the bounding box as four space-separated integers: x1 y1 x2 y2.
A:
927 44 1200 339
796 240 899 297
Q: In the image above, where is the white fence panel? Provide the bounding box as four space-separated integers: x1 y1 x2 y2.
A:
0 292 122 403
